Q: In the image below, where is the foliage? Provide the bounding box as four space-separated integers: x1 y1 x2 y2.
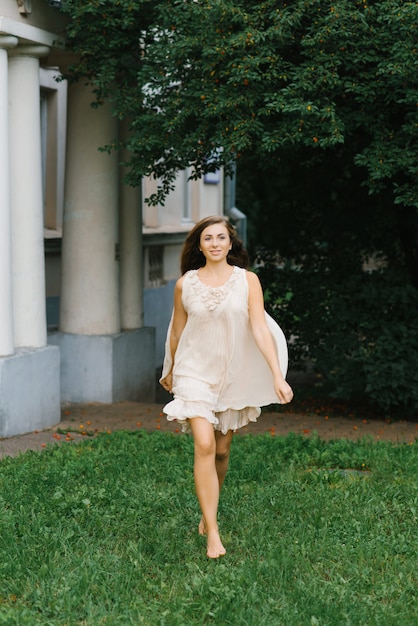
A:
60 0 418 218
238 141 400 268
0 430 417 624
257 253 418 415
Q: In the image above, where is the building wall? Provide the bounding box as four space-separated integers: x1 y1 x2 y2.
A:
1 0 68 32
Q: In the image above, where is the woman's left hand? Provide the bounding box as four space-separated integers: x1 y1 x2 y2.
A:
274 377 294 404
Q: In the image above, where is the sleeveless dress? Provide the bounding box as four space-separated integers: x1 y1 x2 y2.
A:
160 266 289 434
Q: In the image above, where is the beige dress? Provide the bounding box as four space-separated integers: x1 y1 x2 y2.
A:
160 266 288 434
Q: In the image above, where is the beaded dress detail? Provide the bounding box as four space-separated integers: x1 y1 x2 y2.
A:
160 266 288 434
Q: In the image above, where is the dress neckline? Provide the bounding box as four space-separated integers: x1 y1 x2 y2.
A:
195 265 239 289
188 267 241 311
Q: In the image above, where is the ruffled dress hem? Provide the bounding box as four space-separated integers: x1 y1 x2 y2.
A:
163 398 261 435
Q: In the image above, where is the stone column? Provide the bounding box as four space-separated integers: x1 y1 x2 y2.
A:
119 120 144 330
60 81 120 335
50 82 155 403
8 45 49 348
1 44 60 438
0 36 17 357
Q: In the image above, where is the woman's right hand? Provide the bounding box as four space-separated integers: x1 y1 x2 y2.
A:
160 371 173 394
274 376 293 404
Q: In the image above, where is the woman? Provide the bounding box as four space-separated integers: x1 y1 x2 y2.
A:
160 215 293 558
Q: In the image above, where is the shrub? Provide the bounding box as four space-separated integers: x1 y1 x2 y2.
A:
257 254 418 415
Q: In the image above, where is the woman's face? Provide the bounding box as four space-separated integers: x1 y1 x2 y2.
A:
199 223 231 263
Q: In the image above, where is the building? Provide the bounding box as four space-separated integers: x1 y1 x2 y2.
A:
0 0 227 437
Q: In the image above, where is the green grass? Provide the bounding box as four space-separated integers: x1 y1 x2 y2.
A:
0 431 417 625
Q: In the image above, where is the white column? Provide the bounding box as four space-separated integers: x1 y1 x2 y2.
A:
0 36 17 357
8 45 49 348
119 121 144 329
60 81 120 335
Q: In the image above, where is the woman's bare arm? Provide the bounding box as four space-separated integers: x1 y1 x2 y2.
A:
160 276 188 393
247 271 293 404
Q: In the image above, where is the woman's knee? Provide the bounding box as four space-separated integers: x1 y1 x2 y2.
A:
190 418 216 457
215 450 229 464
195 436 216 457
215 439 232 462
215 431 232 461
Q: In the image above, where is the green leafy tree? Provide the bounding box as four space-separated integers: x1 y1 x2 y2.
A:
62 0 417 284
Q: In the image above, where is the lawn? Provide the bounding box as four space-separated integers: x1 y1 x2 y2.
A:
0 431 417 625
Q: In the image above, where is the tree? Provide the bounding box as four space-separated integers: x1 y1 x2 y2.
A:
62 0 418 284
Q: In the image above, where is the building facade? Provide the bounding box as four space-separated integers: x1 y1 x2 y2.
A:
0 0 225 437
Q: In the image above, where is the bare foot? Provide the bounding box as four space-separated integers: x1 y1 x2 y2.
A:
198 516 206 536
206 529 226 559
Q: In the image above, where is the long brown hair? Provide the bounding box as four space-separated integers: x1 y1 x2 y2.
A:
180 215 249 274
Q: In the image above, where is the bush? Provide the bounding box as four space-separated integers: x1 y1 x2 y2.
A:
257 254 418 415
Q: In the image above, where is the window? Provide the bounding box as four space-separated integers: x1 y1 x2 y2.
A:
145 245 164 287
182 168 192 223
39 67 67 234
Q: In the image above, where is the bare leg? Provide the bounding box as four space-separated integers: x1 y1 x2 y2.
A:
199 429 233 536
215 429 234 488
190 418 227 558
